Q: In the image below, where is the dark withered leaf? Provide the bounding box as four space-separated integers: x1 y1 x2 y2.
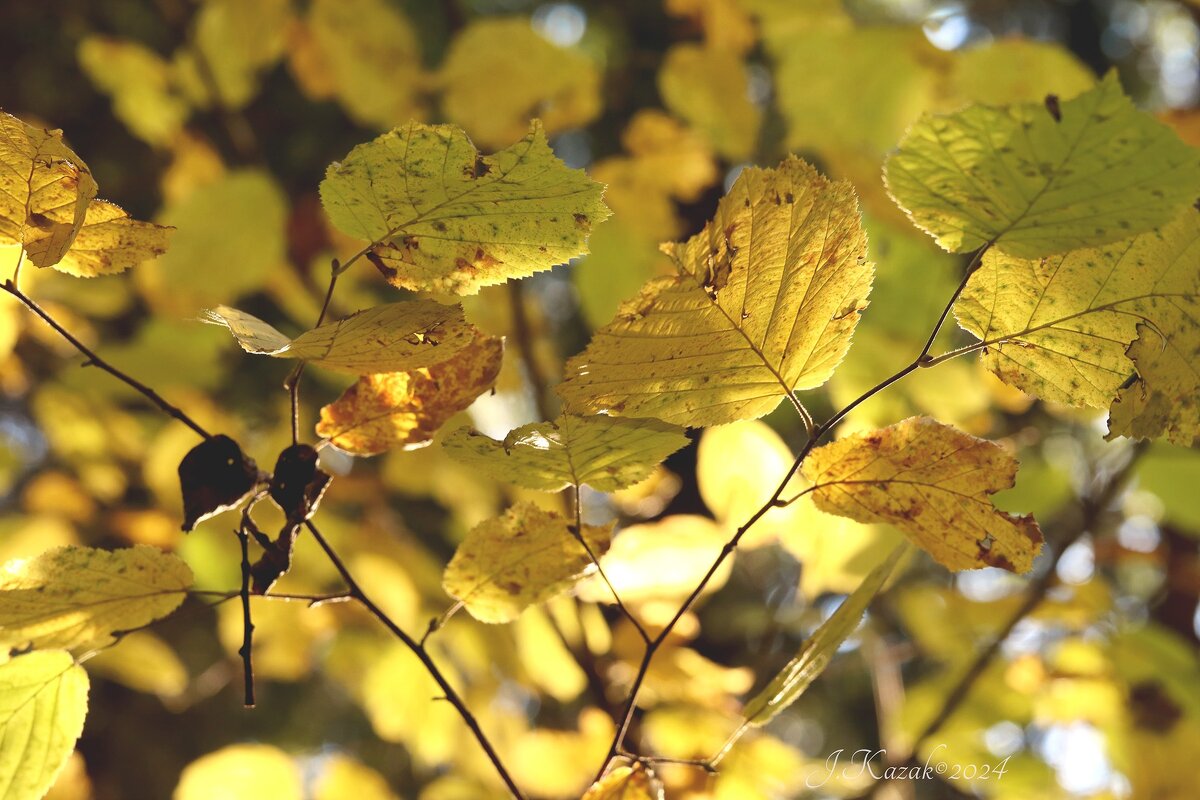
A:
178 435 259 532
268 444 332 525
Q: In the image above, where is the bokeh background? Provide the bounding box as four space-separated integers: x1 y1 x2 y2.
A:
1 1 1199 798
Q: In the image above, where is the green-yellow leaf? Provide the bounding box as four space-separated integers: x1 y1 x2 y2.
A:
581 763 660 800
204 300 479 374
0 112 98 267
885 72 1200 257
302 0 425 129
50 200 172 278
442 502 613 624
174 744 301 800
442 414 688 492
658 44 761 161
741 543 905 728
77 36 191 146
558 156 872 427
801 417 1044 573
317 333 503 455
173 0 290 110
438 18 601 149
0 650 89 800
0 545 193 652
320 121 609 295
954 206 1200 445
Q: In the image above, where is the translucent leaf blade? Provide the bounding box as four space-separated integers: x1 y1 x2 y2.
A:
317 334 504 456
581 763 662 800
742 543 905 727
802 417 1044 573
442 414 688 492
319 121 609 295
0 112 98 266
0 545 193 652
0 651 89 800
442 502 613 624
885 72 1200 257
51 200 172 278
205 300 479 374
558 156 872 427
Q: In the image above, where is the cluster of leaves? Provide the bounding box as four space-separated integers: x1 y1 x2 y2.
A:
1 2 1199 799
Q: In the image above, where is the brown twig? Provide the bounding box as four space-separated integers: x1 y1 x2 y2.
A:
600 245 992 775
234 522 255 708
304 520 526 799
287 259 341 444
2 278 212 440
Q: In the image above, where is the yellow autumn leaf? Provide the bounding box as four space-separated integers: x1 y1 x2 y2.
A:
438 17 601 149
658 44 761 161
954 206 1200 446
558 156 872 427
885 72 1200 257
50 200 172 278
442 414 688 493
0 545 193 652
205 300 479 374
581 763 661 800
314 755 398 800
0 651 89 800
320 121 609 295
174 744 301 800
442 501 613 623
77 37 191 146
173 0 291 110
576 515 730 605
83 630 187 698
801 417 1044 573
317 334 504 455
0 112 98 267
299 0 426 129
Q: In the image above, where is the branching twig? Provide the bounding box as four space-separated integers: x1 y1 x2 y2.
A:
304 520 526 799
287 259 341 444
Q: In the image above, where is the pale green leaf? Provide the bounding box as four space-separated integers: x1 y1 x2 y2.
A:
77 36 191 146
0 112 98 267
442 502 613 623
204 300 479 374
0 545 193 652
954 206 1200 445
658 44 761 161
742 543 905 727
558 156 872 427
0 650 89 800
442 414 688 493
885 72 1200 257
319 121 609 295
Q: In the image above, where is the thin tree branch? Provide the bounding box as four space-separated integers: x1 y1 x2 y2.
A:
286 259 341 444
304 520 526 799
235 522 255 708
1 279 212 439
600 244 993 775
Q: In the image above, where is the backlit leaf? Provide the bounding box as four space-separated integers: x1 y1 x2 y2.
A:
885 73 1200 257
438 17 601 149
77 37 191 146
174 0 291 110
314 755 398 800
442 501 613 623
205 300 478 374
581 763 661 800
741 544 905 728
0 651 89 800
83 630 187 698
658 44 761 161
317 334 504 455
50 200 172 278
300 0 425 129
802 417 1044 573
442 414 688 492
0 545 192 652
173 744 301 800
0 112 98 267
558 156 872 427
954 207 1200 445
320 121 609 295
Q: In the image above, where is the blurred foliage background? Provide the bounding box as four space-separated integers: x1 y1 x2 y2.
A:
1 0 1199 798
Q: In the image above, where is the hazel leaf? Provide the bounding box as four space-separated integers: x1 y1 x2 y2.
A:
0 651 89 800
802 417 1044 573
178 434 260 532
319 120 609 295
49 199 172 278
